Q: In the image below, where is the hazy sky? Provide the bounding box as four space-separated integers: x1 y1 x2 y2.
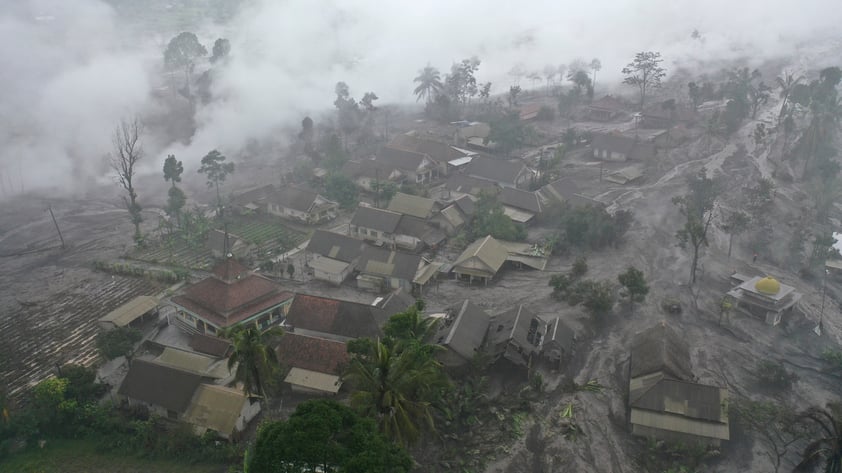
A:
1 0 840 195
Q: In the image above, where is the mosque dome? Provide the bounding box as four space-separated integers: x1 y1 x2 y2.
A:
755 276 781 295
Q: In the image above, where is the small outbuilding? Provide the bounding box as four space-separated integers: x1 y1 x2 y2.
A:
98 295 160 331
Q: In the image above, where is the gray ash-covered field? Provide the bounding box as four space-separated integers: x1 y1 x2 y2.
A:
0 197 164 404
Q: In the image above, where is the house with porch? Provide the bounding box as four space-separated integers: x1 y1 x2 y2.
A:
374 146 440 184
170 259 294 335
452 235 508 285
726 274 802 326
305 230 367 284
628 323 730 447
275 333 349 395
465 156 533 190
266 186 338 224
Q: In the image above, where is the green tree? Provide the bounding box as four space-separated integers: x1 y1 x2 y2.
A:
221 325 283 399
163 32 207 97
372 180 397 208
590 58 602 93
672 168 719 284
383 305 438 343
688 82 702 111
347 339 447 446
721 210 750 258
60 364 107 404
198 150 235 219
209 38 230 63
286 262 295 280
110 117 145 245
444 57 481 105
96 326 142 360
323 172 359 209
507 85 522 107
621 51 667 109
796 403 842 473
566 279 615 318
413 65 444 104
618 266 649 311
471 192 527 241
163 154 185 227
250 399 412 473
487 110 531 156
299 116 315 156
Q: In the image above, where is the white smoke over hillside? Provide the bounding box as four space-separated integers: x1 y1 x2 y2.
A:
1 0 840 195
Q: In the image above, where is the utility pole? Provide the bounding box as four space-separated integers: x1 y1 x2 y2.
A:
48 205 66 249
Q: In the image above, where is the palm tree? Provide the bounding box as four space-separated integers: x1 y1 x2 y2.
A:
383 305 439 343
413 65 443 104
221 325 283 399
346 339 446 446
796 403 842 473
590 58 602 94
776 70 804 123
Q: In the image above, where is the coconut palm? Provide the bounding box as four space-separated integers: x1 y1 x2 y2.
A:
795 403 842 473
776 70 804 123
413 65 443 103
221 325 283 398
347 339 447 445
383 305 439 343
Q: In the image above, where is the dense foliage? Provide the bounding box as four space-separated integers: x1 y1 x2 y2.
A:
96 327 142 360
249 400 412 473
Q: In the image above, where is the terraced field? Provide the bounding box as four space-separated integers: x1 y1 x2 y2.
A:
128 238 216 270
225 219 308 249
0 273 162 405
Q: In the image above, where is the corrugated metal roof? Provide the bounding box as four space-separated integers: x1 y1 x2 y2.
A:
309 257 351 275
183 384 250 436
387 192 437 219
284 367 342 394
98 295 159 327
453 235 508 274
155 347 231 379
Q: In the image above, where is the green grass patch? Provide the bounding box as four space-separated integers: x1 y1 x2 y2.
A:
0 438 228 473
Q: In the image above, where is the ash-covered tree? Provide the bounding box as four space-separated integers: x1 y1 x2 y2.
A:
163 32 207 98
487 110 531 156
299 116 315 156
720 210 750 258
444 57 481 105
413 64 444 104
672 168 719 285
110 117 145 244
162 154 185 227
795 403 842 473
618 266 649 312
507 85 522 107
209 38 230 63
621 51 667 109
323 172 359 210
471 192 527 241
249 399 412 473
543 64 557 94
198 149 235 219
590 58 602 93
688 81 702 111
334 81 362 148
732 399 807 473
568 69 593 99
776 70 804 123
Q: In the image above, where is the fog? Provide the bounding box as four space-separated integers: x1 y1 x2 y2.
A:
1 0 840 196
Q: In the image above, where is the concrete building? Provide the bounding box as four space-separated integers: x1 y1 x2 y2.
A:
726 274 802 326
305 230 367 284
266 187 338 224
355 246 425 293
170 259 293 335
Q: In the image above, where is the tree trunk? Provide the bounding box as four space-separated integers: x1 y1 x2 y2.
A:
728 233 734 258
215 181 222 219
690 244 700 284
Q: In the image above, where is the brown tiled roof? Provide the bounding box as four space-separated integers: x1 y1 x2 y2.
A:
275 333 349 375
211 258 250 281
285 294 382 339
172 273 293 328
118 359 207 413
189 333 232 358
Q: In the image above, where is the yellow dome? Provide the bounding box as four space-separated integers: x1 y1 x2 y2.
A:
755 276 781 295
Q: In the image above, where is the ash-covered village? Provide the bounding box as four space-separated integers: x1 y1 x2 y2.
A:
3 1 842 472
